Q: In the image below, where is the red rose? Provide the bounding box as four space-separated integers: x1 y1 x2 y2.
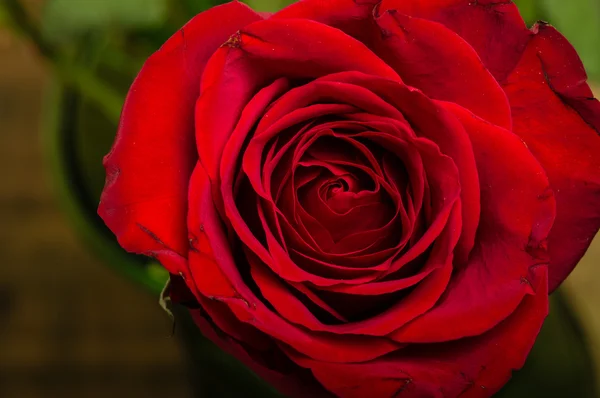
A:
98 1 600 396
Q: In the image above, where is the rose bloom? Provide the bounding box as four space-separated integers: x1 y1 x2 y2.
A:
98 0 600 396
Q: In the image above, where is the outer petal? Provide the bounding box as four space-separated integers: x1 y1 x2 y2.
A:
503 23 600 292
273 0 378 41
390 103 555 342
98 2 262 273
379 0 530 82
275 0 513 129
196 16 399 189
372 7 512 129
285 266 549 398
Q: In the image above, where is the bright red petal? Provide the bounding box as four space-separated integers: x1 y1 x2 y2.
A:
98 2 262 273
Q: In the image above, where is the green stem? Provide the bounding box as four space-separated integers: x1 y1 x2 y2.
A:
2 0 124 123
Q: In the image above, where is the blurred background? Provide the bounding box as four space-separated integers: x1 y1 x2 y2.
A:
0 0 598 397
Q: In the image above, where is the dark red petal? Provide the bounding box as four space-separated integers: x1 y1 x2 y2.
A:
380 0 530 82
390 103 555 342
237 130 387 284
284 265 548 398
371 135 460 277
196 17 399 187
503 23 600 292
187 162 400 361
274 0 378 39
218 76 292 223
252 241 453 336
319 71 480 266
325 202 458 296
256 79 405 137
455 266 549 396
245 104 359 205
372 8 512 129
288 247 388 278
250 259 344 330
250 194 459 336
98 2 262 273
259 207 381 286
276 1 515 129
238 18 399 80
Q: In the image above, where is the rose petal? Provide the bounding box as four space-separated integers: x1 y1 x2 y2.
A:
276 0 514 129
389 103 556 342
98 2 263 273
503 23 600 292
380 0 530 82
274 0 379 41
372 8 512 129
317 72 480 266
251 232 453 335
187 161 401 362
283 265 548 398
197 17 400 188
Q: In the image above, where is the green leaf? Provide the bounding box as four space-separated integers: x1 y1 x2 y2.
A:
41 0 169 43
539 0 600 80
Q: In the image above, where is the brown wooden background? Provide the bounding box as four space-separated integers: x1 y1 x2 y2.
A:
0 28 191 397
0 17 599 398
